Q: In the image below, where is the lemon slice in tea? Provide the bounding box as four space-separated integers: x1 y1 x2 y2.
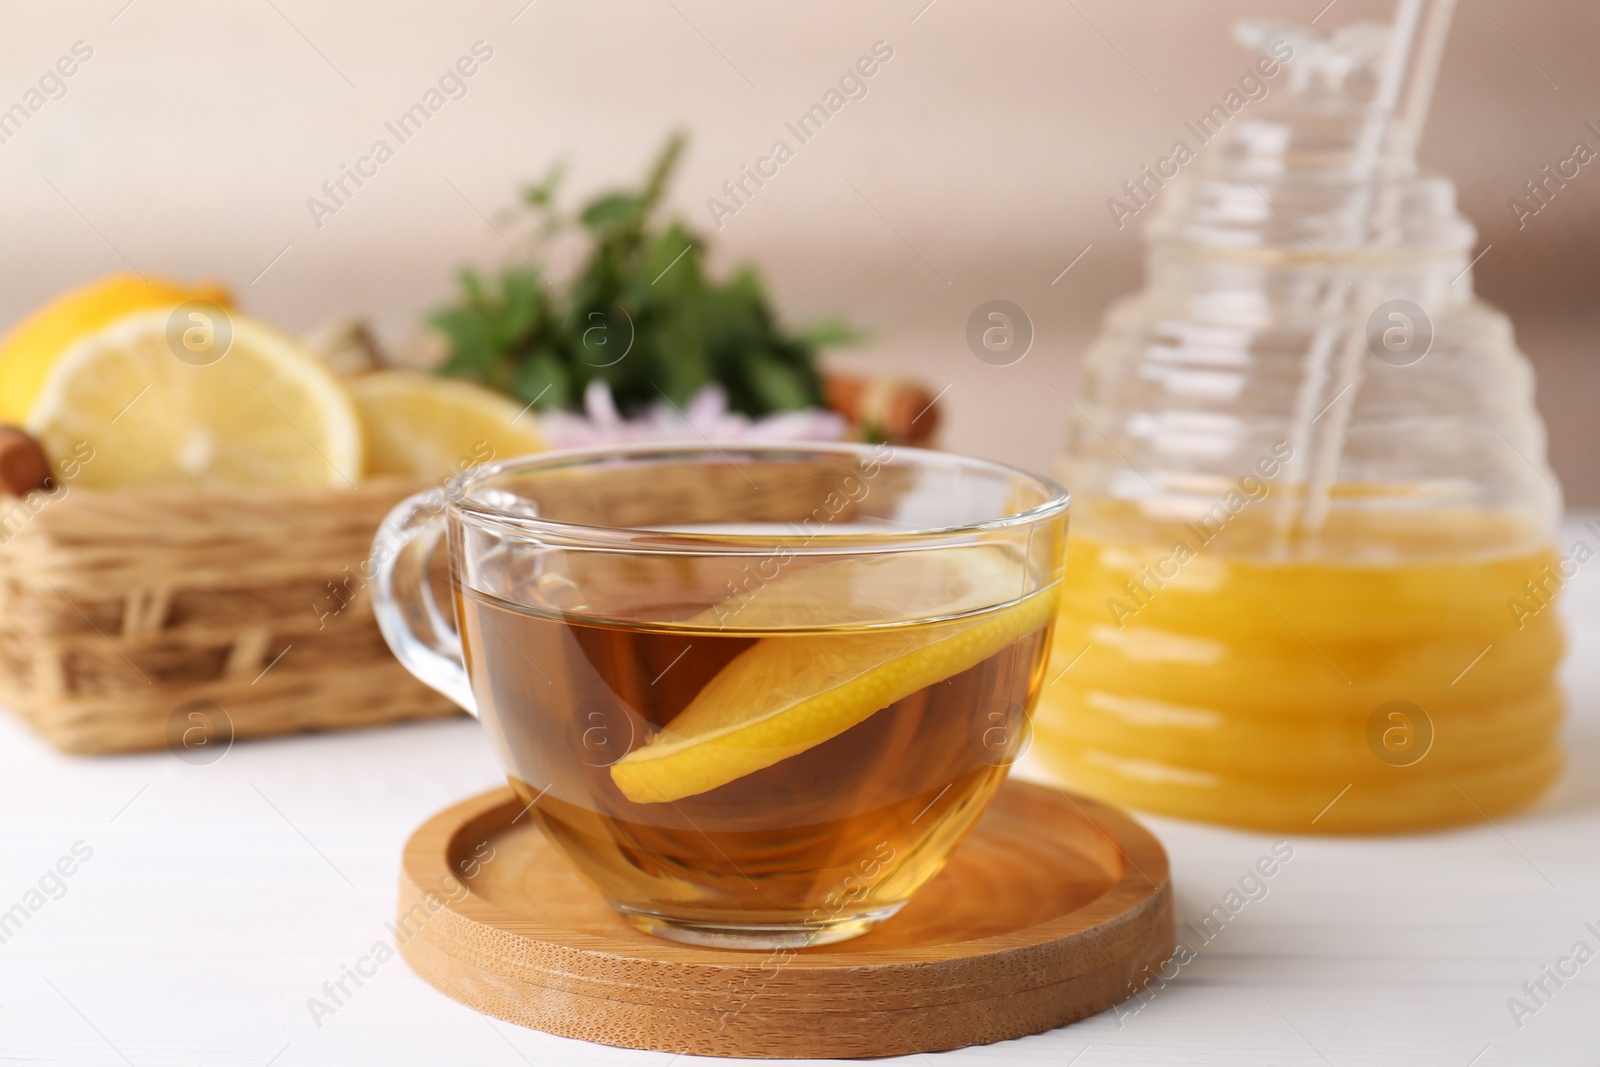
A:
610 547 1057 804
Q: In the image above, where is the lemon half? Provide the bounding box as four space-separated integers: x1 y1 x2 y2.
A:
26 309 362 490
349 370 544 480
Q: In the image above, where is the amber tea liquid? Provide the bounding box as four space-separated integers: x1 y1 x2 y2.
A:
458 587 1053 945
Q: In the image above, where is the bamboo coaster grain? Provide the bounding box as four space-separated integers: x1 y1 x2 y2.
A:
397 779 1174 1059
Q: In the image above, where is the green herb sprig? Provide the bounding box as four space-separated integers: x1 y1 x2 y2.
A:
430 135 855 417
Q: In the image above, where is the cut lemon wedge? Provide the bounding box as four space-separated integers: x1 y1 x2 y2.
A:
26 309 362 490
610 547 1057 803
349 370 545 480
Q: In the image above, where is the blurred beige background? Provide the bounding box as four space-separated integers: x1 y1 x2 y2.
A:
2 0 1596 499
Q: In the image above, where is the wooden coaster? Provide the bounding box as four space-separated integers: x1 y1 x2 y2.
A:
398 780 1173 1059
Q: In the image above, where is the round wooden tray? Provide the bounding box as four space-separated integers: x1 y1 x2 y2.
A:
397 779 1173 1059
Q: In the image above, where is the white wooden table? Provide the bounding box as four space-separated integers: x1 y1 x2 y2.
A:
4 517 1597 1067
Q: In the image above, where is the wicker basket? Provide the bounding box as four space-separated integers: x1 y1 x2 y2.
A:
0 481 456 754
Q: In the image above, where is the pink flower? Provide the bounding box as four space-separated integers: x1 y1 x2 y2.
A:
539 381 848 448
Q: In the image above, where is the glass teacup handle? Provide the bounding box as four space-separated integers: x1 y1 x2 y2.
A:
370 489 477 715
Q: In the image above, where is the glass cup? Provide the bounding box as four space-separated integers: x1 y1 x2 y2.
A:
372 443 1068 949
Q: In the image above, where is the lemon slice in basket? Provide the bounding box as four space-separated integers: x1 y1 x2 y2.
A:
610 548 1058 804
349 370 545 480
26 309 362 490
